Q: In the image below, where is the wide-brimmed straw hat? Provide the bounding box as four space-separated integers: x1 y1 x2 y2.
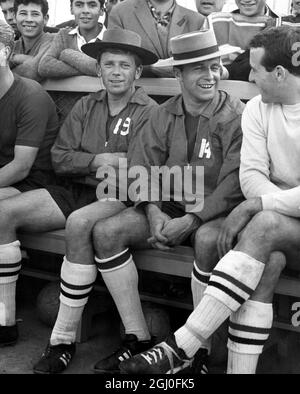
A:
82 28 158 65
155 29 242 67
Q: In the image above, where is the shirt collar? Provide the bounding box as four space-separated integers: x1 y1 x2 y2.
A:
68 24 104 42
164 91 224 118
91 86 152 106
147 0 175 26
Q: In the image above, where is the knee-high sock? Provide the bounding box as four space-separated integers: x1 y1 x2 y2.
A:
50 258 97 346
227 300 273 374
190 262 211 353
0 241 22 326
175 251 265 358
96 249 150 341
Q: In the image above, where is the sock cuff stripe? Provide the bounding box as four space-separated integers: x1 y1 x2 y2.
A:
96 251 132 272
95 248 129 264
212 270 253 296
208 280 247 305
0 263 22 269
192 268 210 285
193 262 211 277
60 278 95 291
229 321 271 335
0 269 21 277
60 288 92 301
228 333 267 346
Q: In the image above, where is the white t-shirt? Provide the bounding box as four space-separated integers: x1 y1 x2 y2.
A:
240 94 300 217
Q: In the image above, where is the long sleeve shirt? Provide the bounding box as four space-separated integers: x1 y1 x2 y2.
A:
130 91 245 222
38 28 100 78
240 95 300 217
51 87 157 186
11 32 55 82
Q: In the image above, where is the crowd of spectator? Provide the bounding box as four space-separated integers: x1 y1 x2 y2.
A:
0 0 299 82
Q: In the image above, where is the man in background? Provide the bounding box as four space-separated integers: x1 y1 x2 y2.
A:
195 0 225 17
10 0 55 81
0 0 19 38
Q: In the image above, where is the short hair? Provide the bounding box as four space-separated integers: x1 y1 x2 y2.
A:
70 0 105 7
97 48 142 68
14 0 49 16
249 26 300 76
0 20 14 54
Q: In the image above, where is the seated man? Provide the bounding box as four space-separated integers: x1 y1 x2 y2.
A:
211 0 279 80
38 0 106 78
9 0 55 82
121 26 300 375
281 0 300 25
195 0 225 17
0 20 60 343
83 29 242 375
0 0 20 38
32 28 158 374
108 0 206 77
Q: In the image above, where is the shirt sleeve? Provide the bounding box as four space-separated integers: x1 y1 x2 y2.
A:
262 186 300 217
51 98 96 175
240 97 281 198
15 88 55 148
38 30 81 78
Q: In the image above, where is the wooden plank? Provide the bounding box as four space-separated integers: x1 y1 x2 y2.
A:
19 230 300 298
41 76 259 100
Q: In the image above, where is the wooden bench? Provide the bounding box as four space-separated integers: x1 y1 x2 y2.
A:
16 77 300 341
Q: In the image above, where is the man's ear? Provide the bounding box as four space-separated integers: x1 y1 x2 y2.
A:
274 65 286 82
173 66 182 81
96 63 102 78
44 14 49 26
135 65 143 80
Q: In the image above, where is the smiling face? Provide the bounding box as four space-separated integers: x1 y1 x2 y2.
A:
195 0 225 16
235 0 266 17
16 2 48 39
249 47 280 103
1 0 18 34
99 51 142 97
71 0 103 32
176 58 221 103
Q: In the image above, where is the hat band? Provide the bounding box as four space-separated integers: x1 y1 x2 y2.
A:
173 45 219 61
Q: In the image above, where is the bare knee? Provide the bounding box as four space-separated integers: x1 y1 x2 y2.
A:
66 211 95 241
240 211 281 247
0 200 18 229
93 216 125 255
194 222 221 272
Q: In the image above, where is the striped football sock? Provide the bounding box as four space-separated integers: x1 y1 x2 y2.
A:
96 249 150 341
0 241 22 326
50 258 97 346
191 262 212 353
176 251 265 358
227 300 273 374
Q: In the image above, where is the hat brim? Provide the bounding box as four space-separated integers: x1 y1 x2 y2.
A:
153 45 244 68
82 42 158 65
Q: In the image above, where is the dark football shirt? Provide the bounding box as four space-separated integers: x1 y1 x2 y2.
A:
0 75 59 172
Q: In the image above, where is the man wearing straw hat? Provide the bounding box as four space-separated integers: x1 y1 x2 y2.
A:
121 26 300 375
88 28 245 375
